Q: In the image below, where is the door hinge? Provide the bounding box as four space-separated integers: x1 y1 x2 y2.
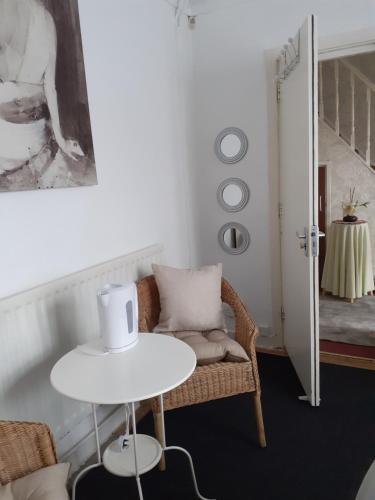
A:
276 82 281 103
280 307 286 321
278 203 283 218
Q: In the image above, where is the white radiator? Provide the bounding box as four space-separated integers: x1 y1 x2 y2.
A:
0 244 163 471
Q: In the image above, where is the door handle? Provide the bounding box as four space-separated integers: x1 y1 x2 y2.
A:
318 231 325 238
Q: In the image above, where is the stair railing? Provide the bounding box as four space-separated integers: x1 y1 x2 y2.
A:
319 57 375 172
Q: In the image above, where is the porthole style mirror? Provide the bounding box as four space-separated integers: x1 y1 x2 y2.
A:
215 127 248 164
217 178 250 212
218 222 250 255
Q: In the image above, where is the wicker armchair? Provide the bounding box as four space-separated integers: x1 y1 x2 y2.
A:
137 275 266 469
0 421 58 485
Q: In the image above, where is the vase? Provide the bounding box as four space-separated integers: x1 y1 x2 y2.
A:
342 203 358 222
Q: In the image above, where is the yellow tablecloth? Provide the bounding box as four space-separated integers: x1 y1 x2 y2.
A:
321 221 374 299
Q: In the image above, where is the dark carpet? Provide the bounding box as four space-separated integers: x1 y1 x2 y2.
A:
77 354 375 500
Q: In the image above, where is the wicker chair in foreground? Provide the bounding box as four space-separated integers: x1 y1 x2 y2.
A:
0 420 58 485
137 275 266 469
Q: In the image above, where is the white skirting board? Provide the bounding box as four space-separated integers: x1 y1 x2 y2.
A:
0 244 163 473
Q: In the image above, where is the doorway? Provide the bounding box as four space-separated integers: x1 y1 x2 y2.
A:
277 24 375 402
318 52 375 362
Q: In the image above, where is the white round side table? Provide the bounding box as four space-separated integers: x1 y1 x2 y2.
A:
50 333 214 500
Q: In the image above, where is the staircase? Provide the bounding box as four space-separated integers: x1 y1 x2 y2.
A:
319 57 375 171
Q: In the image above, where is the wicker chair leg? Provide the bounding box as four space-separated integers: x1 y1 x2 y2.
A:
253 391 266 448
153 411 166 471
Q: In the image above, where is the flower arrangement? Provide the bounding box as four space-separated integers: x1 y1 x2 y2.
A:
342 187 369 222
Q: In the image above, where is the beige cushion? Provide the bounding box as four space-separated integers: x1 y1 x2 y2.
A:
0 464 70 500
160 330 249 365
207 330 249 362
175 331 226 365
152 263 225 332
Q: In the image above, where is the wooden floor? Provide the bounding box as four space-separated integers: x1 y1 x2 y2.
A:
256 345 375 371
320 349 375 370
320 339 375 359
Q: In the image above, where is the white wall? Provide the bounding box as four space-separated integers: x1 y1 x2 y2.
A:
1 0 374 355
0 0 193 299
187 0 375 346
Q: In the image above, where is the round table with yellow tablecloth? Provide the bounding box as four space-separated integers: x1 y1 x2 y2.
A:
321 220 374 301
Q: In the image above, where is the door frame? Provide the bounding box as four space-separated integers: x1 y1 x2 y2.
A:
318 162 332 288
265 29 375 351
318 161 332 229
319 29 375 61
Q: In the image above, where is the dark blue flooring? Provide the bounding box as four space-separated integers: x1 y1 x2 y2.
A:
77 354 374 500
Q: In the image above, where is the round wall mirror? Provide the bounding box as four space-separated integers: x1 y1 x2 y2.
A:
220 134 241 158
217 178 250 212
218 222 250 255
215 127 248 164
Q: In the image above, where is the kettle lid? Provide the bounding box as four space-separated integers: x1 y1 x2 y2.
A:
97 282 136 296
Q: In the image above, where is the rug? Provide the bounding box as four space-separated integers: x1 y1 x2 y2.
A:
320 294 375 346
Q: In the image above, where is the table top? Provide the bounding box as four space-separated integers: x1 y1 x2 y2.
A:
50 333 196 405
333 220 367 225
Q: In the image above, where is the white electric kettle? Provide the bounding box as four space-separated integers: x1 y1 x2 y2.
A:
97 282 139 353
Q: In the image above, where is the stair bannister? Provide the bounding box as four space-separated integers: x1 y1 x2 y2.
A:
320 57 375 172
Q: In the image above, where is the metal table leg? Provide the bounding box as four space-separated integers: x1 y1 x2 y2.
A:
73 399 214 500
159 395 215 500
72 404 102 500
131 401 144 500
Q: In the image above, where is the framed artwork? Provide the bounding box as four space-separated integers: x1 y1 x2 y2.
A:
0 0 97 192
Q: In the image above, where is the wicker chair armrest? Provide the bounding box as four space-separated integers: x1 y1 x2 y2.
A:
221 279 258 355
0 421 58 485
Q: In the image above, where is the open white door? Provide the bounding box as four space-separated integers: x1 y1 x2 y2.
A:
278 15 320 406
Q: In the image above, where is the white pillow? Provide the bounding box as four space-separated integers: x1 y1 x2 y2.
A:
152 263 225 332
0 463 70 500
